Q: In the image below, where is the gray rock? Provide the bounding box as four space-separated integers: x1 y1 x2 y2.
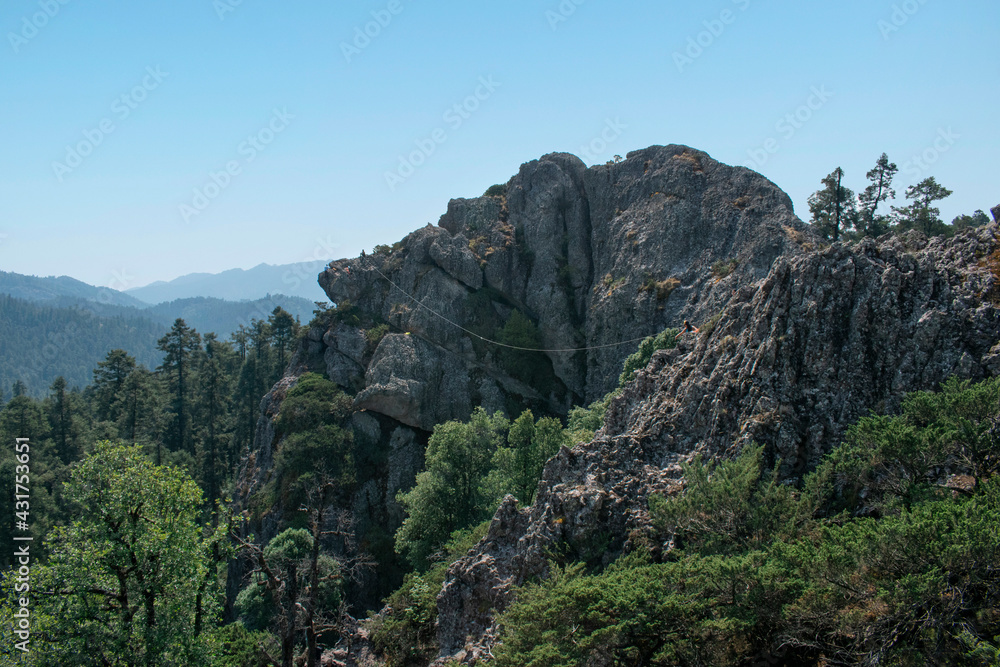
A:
429 234 484 290
355 333 473 432
435 223 1000 663
317 145 811 431
992 204 1000 222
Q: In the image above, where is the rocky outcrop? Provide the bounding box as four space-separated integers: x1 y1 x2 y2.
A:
319 145 810 426
435 224 1000 662
232 143 814 623
992 203 1000 222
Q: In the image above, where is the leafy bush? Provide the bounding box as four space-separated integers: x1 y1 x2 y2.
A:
808 375 1000 516
494 377 1000 665
639 274 681 300
700 311 723 336
483 183 507 198
618 328 678 386
269 373 356 518
395 409 508 569
565 393 614 443
483 410 567 506
711 258 739 279
369 523 489 667
203 623 279 667
365 323 390 353
650 443 803 556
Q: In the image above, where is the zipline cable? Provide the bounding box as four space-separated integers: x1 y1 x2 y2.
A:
344 255 659 354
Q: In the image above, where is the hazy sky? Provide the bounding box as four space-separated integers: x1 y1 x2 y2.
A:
1 0 997 289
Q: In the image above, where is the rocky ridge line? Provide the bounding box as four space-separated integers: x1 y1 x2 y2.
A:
434 223 1000 664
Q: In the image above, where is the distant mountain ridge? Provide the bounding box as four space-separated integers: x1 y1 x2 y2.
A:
0 270 149 308
0 270 318 396
125 261 333 303
0 293 166 397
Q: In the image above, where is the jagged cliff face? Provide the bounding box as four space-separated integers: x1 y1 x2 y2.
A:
231 144 811 616
234 141 999 663
435 224 1000 664
318 145 808 423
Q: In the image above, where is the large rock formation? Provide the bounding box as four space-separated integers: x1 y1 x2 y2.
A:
231 144 812 616
318 145 808 420
232 143 1000 664
434 224 1000 663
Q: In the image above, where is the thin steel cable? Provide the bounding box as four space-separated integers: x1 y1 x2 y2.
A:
345 255 657 353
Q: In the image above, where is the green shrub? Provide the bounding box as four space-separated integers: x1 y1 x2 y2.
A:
493 377 1000 665
565 392 615 443
700 311 723 336
484 183 507 198
266 373 356 518
365 323 390 353
369 523 489 666
618 328 678 387
395 409 508 570
711 258 739 279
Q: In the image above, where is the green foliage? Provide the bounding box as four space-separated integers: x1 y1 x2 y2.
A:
808 166 859 242
0 293 165 397
22 442 223 665
495 377 1000 666
892 176 954 236
483 183 507 198
710 258 739 279
639 274 680 300
271 373 355 515
953 209 991 231
369 523 489 667
700 311 723 336
364 323 390 352
235 528 342 633
203 623 279 667
618 328 678 387
484 411 567 506
493 552 763 667
650 443 803 555
396 409 508 569
857 152 898 237
809 376 1000 516
566 393 614 444
157 318 202 456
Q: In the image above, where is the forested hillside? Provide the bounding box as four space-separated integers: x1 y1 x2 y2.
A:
0 294 166 396
0 270 148 308
0 146 996 666
0 287 316 396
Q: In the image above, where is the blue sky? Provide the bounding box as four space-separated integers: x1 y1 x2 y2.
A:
1 0 997 290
